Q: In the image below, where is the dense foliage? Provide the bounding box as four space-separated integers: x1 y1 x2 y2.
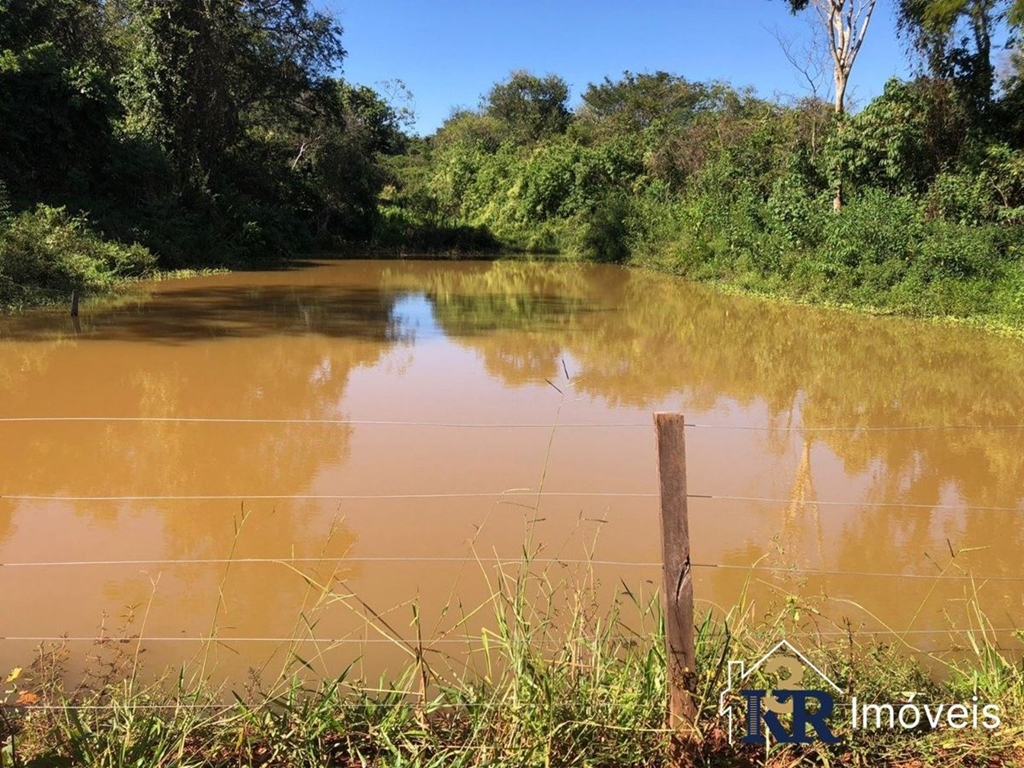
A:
2 0 1024 327
0 0 408 307
0 204 155 309
381 32 1024 325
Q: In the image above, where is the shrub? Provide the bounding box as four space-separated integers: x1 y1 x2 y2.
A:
925 170 996 225
916 221 1004 280
765 170 826 249
575 193 631 263
0 205 155 308
0 179 10 225
820 190 921 274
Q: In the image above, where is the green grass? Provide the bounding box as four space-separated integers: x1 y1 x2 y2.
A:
2 546 1022 767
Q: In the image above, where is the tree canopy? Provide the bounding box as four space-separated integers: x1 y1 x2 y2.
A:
0 0 405 270
483 70 571 143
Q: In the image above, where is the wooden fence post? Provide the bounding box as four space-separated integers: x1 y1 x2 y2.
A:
655 412 698 742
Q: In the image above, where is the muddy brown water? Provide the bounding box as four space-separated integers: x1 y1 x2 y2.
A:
1 259 1022 684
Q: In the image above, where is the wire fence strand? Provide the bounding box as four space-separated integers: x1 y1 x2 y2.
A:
2 490 1020 512
0 556 1021 583
688 494 1024 512
3 415 1024 432
686 422 1024 432
4 626 1021 644
0 416 652 428
0 491 657 501
0 556 663 568
0 635 479 644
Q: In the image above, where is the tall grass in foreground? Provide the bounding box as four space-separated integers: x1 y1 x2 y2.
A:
1 543 1023 767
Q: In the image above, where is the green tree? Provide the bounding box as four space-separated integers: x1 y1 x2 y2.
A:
434 110 508 153
577 71 726 136
894 0 1017 116
114 0 344 194
289 80 411 238
483 70 571 144
0 0 117 199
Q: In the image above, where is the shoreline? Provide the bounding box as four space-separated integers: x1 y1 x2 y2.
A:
5 251 1024 345
7 251 1024 343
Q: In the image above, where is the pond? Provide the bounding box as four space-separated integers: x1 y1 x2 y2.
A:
1 259 1022 683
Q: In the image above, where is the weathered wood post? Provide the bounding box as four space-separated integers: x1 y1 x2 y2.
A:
655 412 698 744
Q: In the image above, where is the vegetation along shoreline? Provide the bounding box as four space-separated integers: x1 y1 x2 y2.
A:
2 0 1023 334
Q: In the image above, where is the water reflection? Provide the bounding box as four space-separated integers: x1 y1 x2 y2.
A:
0 259 1022 681
403 261 1024 505
397 260 1024 632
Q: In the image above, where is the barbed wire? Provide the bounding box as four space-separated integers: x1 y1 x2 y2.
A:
687 422 1024 432
0 635 478 644
5 701 675 725
4 626 1019 647
0 491 657 501
0 416 649 428
2 626 1020 644
789 627 1022 637
689 493 1024 511
692 563 1024 581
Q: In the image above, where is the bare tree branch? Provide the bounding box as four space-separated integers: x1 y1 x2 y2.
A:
766 19 833 102
812 0 878 114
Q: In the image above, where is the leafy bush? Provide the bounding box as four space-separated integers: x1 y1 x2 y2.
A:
765 170 827 249
925 170 996 225
372 203 502 254
828 79 971 198
916 221 1004 280
0 205 155 308
575 193 631 263
820 190 921 274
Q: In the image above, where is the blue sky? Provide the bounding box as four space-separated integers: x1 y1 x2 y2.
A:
328 1 912 135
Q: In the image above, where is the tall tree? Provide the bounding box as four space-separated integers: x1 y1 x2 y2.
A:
483 70 571 144
114 0 344 193
896 0 1023 117
782 0 878 210
0 0 118 197
782 0 878 116
578 71 722 135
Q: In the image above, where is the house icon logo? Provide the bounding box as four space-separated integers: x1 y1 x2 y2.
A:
719 639 844 745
